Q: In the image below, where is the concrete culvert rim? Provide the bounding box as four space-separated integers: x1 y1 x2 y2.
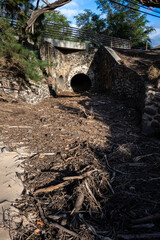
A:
71 73 92 93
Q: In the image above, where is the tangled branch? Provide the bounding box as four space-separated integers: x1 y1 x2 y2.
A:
26 0 72 31
137 0 160 7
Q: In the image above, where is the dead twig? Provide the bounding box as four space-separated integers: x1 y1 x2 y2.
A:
104 155 128 175
130 223 154 229
35 169 99 195
117 233 160 239
71 192 84 215
84 179 101 211
131 213 160 224
68 144 80 152
63 169 99 181
64 156 75 162
36 199 79 239
34 181 70 195
134 153 160 162
26 230 40 240
79 214 112 240
34 196 53 239
50 222 80 238
79 106 94 119
106 179 115 194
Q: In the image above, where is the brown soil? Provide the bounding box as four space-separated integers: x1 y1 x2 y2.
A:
1 92 160 240
115 49 160 81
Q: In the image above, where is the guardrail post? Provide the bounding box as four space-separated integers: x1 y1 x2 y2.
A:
111 37 113 48
63 25 64 40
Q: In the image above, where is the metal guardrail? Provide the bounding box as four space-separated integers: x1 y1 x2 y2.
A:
0 13 131 49
43 22 131 49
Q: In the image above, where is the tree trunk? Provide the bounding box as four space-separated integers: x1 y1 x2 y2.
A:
26 0 72 31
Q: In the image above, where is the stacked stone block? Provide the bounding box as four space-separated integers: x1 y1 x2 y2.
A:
40 42 96 93
0 70 50 104
142 85 160 136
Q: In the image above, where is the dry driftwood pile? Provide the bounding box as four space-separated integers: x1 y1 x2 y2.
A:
8 137 160 240
0 93 160 240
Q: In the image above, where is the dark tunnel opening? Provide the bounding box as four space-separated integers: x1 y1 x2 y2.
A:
71 73 92 93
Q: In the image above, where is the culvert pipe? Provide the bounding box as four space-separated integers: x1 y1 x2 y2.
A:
71 73 92 93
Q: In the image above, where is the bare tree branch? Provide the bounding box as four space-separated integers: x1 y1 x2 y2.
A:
137 0 160 7
36 0 40 10
26 0 72 31
27 0 160 33
42 0 51 6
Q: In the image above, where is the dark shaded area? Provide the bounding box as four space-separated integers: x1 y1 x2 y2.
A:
48 85 57 97
71 73 92 93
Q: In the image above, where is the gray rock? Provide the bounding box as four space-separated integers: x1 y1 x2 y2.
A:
28 129 32 134
144 107 156 116
1 146 11 153
142 114 152 121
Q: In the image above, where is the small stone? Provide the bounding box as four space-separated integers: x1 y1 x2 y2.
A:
144 107 156 116
61 219 67 226
72 133 80 138
1 146 11 153
142 114 152 121
147 90 155 95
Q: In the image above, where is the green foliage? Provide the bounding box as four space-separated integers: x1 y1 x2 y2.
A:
0 0 33 27
0 0 44 45
74 9 106 33
44 10 71 26
96 0 155 48
0 18 46 82
43 9 72 41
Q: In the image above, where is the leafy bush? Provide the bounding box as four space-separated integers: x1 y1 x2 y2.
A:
0 18 46 82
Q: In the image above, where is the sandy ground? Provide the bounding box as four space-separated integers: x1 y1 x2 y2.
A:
0 142 29 239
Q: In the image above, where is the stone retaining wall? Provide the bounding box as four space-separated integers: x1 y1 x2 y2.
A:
0 70 50 104
92 46 146 112
1 42 159 137
40 43 145 113
40 42 96 93
142 84 160 136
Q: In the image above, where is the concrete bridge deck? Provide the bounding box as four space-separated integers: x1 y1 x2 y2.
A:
43 38 89 50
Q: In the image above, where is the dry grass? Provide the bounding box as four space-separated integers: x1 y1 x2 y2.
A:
148 65 160 82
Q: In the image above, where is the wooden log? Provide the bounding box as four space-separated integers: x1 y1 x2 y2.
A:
34 181 70 195
27 0 72 30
